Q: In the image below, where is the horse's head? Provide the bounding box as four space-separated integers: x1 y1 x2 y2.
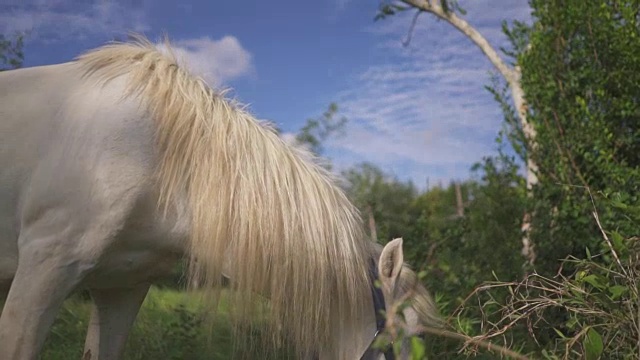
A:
321 238 440 360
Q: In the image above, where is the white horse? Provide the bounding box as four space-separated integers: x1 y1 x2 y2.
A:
0 37 438 359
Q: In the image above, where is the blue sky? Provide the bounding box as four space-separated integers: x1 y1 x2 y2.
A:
1 0 532 188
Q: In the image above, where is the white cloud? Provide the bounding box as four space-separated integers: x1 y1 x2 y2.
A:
0 0 149 42
166 36 255 86
0 1 255 85
326 0 532 187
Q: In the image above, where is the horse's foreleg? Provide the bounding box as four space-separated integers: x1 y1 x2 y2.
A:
83 283 150 360
0 241 91 360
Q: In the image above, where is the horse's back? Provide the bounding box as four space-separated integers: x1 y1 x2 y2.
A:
0 61 178 291
0 63 80 289
0 63 76 172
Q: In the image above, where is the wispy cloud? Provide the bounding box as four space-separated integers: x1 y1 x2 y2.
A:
333 0 353 12
163 36 255 86
0 0 149 42
326 0 532 187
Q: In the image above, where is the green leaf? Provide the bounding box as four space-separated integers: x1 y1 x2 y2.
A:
553 328 567 339
608 285 628 300
581 274 605 290
417 270 428 280
583 328 603 360
410 336 426 360
375 3 409 21
610 231 626 253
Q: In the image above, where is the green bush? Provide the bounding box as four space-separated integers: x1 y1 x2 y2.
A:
445 197 640 359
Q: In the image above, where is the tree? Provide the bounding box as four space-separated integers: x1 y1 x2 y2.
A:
341 163 418 242
460 3 640 354
294 102 347 157
513 0 640 274
0 33 25 71
375 0 539 265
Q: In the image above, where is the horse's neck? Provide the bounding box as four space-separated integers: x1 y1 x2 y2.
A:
220 248 377 359
320 294 377 360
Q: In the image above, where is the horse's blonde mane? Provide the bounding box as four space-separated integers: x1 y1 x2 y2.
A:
396 265 442 328
76 36 371 357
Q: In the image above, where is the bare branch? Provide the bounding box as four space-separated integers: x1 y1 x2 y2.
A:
400 0 517 82
402 9 423 47
418 325 532 360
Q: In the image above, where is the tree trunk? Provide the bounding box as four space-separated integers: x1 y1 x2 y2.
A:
399 0 537 265
367 204 378 242
454 181 464 217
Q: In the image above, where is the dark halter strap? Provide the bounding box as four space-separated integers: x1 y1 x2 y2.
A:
312 260 395 360
370 260 387 331
368 259 396 360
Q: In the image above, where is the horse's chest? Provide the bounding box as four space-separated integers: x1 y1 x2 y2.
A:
81 206 188 289
82 247 181 289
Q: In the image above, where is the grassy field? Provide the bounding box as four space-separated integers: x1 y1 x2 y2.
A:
40 286 290 360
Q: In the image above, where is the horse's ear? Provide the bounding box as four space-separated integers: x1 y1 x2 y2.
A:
378 238 404 290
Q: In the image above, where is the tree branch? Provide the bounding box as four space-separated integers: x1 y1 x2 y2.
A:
418 326 532 360
400 0 517 83
402 9 424 47
396 0 539 265
398 0 538 183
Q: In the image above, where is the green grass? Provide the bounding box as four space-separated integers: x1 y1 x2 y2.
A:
40 287 290 360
